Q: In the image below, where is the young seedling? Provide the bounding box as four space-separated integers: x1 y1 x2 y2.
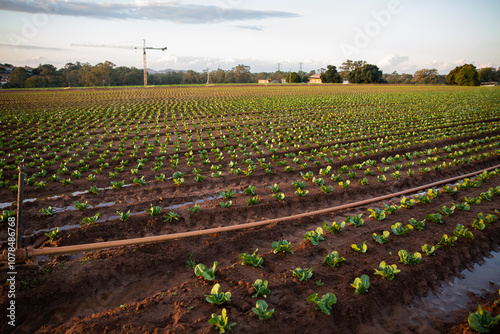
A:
295 188 309 197
45 227 60 242
467 305 500 333
453 224 474 239
408 218 426 231
374 261 400 280
268 183 280 192
307 293 337 315
439 205 456 216
323 251 345 268
81 213 100 225
421 244 437 256
39 207 54 216
272 192 285 201
147 204 162 216
117 210 130 222
345 214 364 227
220 188 236 199
110 180 124 189
426 213 443 224
351 240 368 253
383 203 399 214
163 211 180 223
400 197 416 209
244 185 257 195
368 208 386 221
291 267 313 281
437 234 457 248
208 308 236 333
188 204 200 214
73 200 89 210
194 262 218 281
247 196 260 205
322 221 345 234
220 201 232 208
252 279 270 298
391 222 413 236
398 249 422 265
89 185 99 194
313 177 324 186
206 284 231 305
351 275 370 295
272 240 293 254
291 180 307 189
252 300 275 320
303 227 324 245
133 176 146 186
239 249 264 268
372 231 390 244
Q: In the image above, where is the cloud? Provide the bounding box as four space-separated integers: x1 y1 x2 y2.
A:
234 25 263 31
0 0 299 24
0 43 62 51
379 54 409 68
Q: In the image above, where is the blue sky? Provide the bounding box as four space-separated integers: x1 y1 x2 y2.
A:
0 0 499 74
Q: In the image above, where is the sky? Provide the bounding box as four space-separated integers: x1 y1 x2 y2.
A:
0 0 499 74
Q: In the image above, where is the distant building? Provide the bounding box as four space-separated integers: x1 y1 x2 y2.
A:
258 79 271 84
0 73 9 86
309 73 322 84
480 82 498 87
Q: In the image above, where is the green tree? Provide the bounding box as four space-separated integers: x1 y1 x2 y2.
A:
24 75 48 88
340 59 366 81
320 65 342 83
182 70 202 84
286 72 301 83
347 64 382 84
61 62 82 87
411 69 445 84
9 67 28 88
210 68 226 84
36 64 62 87
446 64 479 86
478 67 499 83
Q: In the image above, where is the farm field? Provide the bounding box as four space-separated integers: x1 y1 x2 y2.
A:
1 84 500 333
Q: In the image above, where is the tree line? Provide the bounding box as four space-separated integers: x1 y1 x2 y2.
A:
1 59 498 88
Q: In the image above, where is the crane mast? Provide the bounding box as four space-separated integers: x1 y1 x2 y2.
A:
71 39 167 86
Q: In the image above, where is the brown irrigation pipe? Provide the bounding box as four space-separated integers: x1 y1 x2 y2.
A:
2 164 500 262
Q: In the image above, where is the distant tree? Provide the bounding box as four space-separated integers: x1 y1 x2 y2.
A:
61 62 82 87
411 69 445 84
92 61 115 86
340 59 366 81
36 64 62 87
286 72 301 83
210 68 226 84
320 65 342 83
269 71 285 81
446 64 479 86
24 75 48 88
9 67 28 88
230 64 251 83
182 70 202 84
347 64 382 84
478 67 499 83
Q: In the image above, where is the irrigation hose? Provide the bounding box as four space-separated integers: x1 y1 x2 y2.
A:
2 164 499 262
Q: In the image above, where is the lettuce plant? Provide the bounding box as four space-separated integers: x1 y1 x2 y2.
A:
252 300 275 320
272 240 293 254
374 261 400 280
391 222 413 236
194 262 218 281
400 197 416 209
453 224 474 239
45 227 60 242
269 183 280 192
426 213 443 224
303 227 324 245
163 212 180 223
408 218 425 231
247 196 260 205
239 249 264 268
439 205 456 216
291 267 313 281
206 284 231 305
73 200 89 210
468 305 500 333
220 201 232 208
368 208 386 221
208 308 236 333
421 244 437 256
244 185 257 195
118 210 130 222
40 207 54 216
323 251 345 268
220 188 235 199
351 241 368 253
437 234 457 247
147 204 162 216
188 204 200 214
345 214 364 227
322 221 345 234
398 250 422 265
81 213 100 225
372 231 390 244
351 275 370 295
307 293 337 315
383 203 399 214
252 279 270 298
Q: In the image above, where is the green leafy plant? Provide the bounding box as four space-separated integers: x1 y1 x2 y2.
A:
272 240 293 254
118 210 130 222
426 213 443 224
220 188 236 199
269 183 280 192
194 262 218 281
437 234 457 247
208 308 236 333
383 203 399 214
163 211 180 222
45 227 60 242
400 197 416 209
147 204 162 216
303 227 324 245
323 251 345 268
467 305 500 333
439 205 456 216
81 213 100 225
408 218 426 231
374 261 401 280
345 214 364 227
220 201 232 208
307 293 337 315
206 283 231 305
239 249 264 268
73 200 89 210
351 274 370 295
372 231 390 244
39 207 54 216
244 185 257 195
89 185 99 194
252 300 275 320
421 244 437 256
391 222 413 236
110 180 124 189
295 188 309 197
291 267 313 281
247 196 260 205
320 185 334 193
453 224 474 239
454 202 471 211
368 208 386 221
272 192 285 201
188 204 200 214
398 249 422 265
252 279 270 298
322 221 345 234
351 240 368 253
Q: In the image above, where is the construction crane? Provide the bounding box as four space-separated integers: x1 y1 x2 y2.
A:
71 39 167 86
